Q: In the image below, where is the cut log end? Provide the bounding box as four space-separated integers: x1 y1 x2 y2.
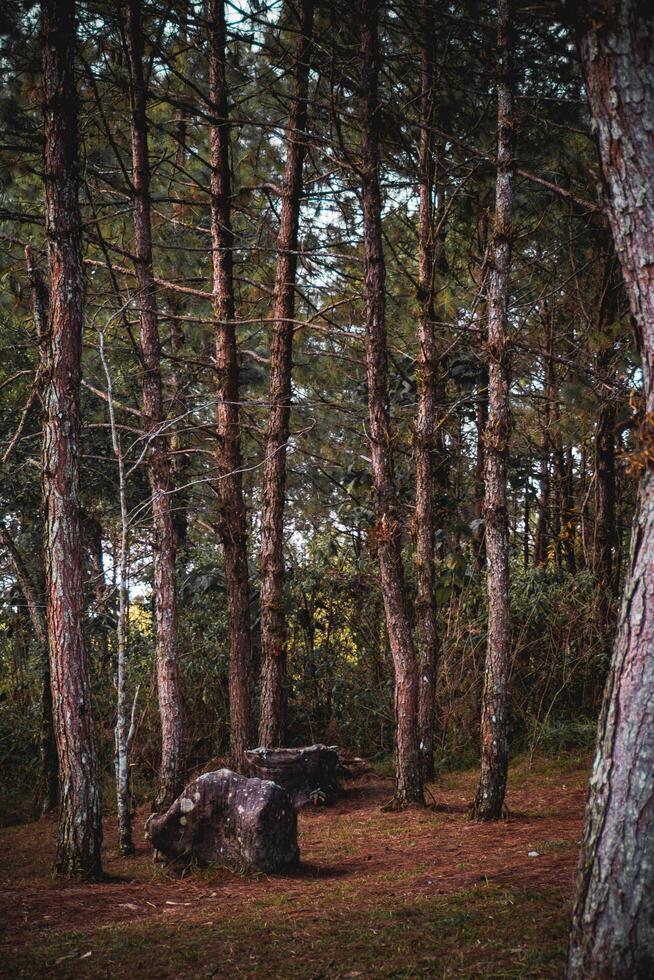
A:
245 744 341 807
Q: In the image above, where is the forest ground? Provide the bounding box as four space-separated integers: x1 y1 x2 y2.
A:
0 753 589 979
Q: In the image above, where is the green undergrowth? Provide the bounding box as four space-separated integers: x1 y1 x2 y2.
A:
371 746 592 788
3 881 568 979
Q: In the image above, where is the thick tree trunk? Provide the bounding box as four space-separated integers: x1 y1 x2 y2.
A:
414 1 440 784
471 0 514 822
41 0 102 876
125 0 184 810
359 0 423 806
209 0 254 771
567 3 654 976
259 0 315 749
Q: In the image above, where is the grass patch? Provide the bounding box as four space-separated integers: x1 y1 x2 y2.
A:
3 882 569 979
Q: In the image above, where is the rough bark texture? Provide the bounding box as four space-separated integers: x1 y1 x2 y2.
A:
414 1 440 785
359 0 424 807
41 0 102 876
471 0 514 822
209 0 254 773
145 769 299 873
567 2 654 976
259 0 315 750
246 744 340 807
125 0 184 811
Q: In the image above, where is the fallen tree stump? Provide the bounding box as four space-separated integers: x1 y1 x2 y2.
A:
245 744 340 807
145 769 299 873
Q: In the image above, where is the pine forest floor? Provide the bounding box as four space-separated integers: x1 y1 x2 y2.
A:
0 753 590 979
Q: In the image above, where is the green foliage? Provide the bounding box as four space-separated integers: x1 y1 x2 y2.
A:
0 0 636 822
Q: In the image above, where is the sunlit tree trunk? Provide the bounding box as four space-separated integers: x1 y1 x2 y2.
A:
41 0 102 876
259 0 315 749
125 0 184 810
567 2 654 975
359 0 423 806
209 0 254 770
471 0 514 822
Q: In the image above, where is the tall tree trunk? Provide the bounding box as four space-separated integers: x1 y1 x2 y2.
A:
209 0 254 771
359 0 423 807
471 0 514 822
567 3 654 975
414 0 440 784
259 0 315 749
168 4 190 553
41 0 102 876
125 0 184 810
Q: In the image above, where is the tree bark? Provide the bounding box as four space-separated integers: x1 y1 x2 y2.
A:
471 0 514 822
259 0 315 749
359 0 423 806
567 2 654 975
209 0 254 771
41 0 102 876
414 0 440 784
168 5 191 553
125 0 184 810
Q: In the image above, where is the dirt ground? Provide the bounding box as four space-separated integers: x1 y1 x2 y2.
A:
0 753 589 978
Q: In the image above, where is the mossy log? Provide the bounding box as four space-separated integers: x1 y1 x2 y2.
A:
245 744 340 807
145 769 299 873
